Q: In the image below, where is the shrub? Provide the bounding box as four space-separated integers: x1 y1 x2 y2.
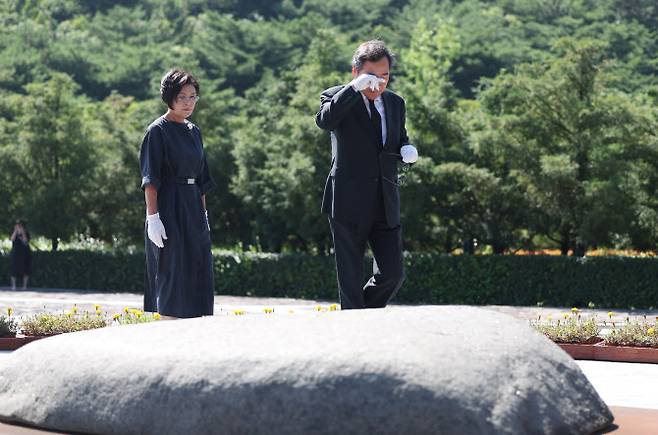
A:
2 251 657 308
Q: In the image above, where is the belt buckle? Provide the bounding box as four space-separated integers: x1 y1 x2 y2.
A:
187 178 195 184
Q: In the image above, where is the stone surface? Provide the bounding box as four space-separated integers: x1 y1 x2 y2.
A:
0 306 613 435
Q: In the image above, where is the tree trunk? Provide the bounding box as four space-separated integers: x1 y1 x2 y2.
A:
573 242 586 257
463 237 475 255
560 236 570 256
559 226 571 255
444 230 454 254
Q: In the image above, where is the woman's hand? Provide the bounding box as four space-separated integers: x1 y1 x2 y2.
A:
146 212 168 248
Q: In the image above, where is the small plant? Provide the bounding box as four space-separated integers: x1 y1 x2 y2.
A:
20 309 109 336
531 309 601 344
0 307 18 337
605 318 658 348
113 309 161 324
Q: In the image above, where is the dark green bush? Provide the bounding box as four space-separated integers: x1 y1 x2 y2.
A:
1 251 656 308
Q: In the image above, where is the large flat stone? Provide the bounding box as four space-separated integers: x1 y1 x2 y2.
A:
0 306 613 434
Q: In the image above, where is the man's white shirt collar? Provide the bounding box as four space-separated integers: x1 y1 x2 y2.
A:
360 93 383 110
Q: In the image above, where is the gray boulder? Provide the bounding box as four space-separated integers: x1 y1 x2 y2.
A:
0 306 613 434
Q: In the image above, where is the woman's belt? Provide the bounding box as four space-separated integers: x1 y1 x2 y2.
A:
167 177 197 185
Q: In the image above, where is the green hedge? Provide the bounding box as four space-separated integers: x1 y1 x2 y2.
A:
1 251 657 308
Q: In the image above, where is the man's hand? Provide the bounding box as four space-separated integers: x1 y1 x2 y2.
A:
350 74 386 92
400 144 419 164
146 212 168 248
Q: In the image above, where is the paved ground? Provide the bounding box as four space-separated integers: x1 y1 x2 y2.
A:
2 287 657 321
1 287 658 432
0 287 324 317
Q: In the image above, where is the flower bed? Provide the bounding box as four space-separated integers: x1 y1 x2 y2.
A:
532 309 658 363
0 305 161 351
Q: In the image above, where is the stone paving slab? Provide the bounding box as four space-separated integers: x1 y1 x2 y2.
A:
2 408 656 434
575 361 658 410
608 407 658 434
0 420 67 434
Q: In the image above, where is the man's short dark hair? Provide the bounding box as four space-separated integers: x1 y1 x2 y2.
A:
352 40 395 71
160 69 200 109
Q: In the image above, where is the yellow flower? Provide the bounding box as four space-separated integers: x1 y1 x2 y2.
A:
153 313 161 320
233 309 245 316
315 305 324 312
608 312 613 319
571 307 579 313
7 307 13 317
96 310 102 316
328 304 339 311
123 307 130 314
112 314 120 320
648 328 655 336
562 313 570 319
263 308 274 314
94 304 101 311
136 312 142 318
66 312 72 318
72 306 78 314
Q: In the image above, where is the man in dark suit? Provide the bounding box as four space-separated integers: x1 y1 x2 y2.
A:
316 40 418 310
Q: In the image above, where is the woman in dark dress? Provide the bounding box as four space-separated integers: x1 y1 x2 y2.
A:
10 220 31 290
139 69 216 319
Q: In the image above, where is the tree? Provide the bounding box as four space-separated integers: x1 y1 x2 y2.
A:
230 29 350 252
15 73 98 251
478 38 658 254
83 92 156 245
395 15 470 251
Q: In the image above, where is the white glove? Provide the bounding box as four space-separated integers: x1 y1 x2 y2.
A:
400 144 419 163
146 212 167 248
350 74 386 92
204 210 210 232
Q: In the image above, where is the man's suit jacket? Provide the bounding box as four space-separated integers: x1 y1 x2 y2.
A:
315 85 409 227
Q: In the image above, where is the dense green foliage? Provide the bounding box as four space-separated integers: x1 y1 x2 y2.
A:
1 251 656 308
0 0 656 254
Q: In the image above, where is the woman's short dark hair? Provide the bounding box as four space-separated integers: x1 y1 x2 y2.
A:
160 69 200 109
352 40 395 71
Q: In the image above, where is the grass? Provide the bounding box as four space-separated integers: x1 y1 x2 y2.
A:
604 315 658 348
532 308 658 347
20 310 109 336
530 308 601 344
0 309 18 337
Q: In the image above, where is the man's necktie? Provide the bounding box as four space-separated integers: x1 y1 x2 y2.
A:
368 98 383 147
